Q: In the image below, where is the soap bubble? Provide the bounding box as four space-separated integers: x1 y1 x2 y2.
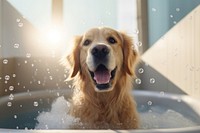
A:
176 8 180 12
18 22 23 27
7 102 12 107
152 8 157 12
5 75 10 80
12 74 16 78
9 94 14 100
138 68 144 74
33 101 39 107
16 18 20 22
173 21 177 24
26 53 31 58
135 78 142 85
136 41 142 47
133 29 139 34
3 59 8 64
150 78 156 84
14 43 20 48
14 115 18 119
9 86 14 91
147 101 153 106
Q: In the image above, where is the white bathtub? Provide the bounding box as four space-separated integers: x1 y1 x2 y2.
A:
0 89 200 133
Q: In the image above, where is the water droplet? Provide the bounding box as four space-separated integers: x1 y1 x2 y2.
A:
148 101 153 106
138 68 144 74
31 64 34 67
14 115 17 119
16 126 19 129
150 78 155 84
3 59 8 64
176 8 180 12
9 86 14 91
26 53 31 58
38 81 41 84
5 75 10 80
33 101 39 107
170 14 173 18
16 18 20 22
14 43 20 48
18 22 23 27
152 8 157 12
7 102 12 107
9 94 14 100
135 78 142 84
24 60 28 64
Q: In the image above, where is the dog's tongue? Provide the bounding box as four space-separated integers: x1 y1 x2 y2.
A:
94 70 111 84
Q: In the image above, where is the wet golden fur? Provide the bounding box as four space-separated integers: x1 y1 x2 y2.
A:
66 27 139 129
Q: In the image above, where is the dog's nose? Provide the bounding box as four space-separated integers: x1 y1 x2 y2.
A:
91 45 109 59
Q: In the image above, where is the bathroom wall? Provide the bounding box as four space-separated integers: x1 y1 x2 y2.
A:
148 0 200 46
142 5 200 99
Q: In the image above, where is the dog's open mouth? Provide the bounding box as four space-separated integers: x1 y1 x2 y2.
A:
89 64 117 91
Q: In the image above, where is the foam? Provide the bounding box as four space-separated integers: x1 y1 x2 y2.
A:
35 97 197 129
35 96 79 129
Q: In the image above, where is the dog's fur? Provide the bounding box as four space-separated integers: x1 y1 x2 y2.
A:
66 27 139 129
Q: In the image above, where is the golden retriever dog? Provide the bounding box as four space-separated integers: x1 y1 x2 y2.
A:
66 27 139 129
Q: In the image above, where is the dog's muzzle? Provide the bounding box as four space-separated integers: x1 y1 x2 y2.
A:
88 45 117 92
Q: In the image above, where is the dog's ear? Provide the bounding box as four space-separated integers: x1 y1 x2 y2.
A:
66 36 82 79
121 33 139 76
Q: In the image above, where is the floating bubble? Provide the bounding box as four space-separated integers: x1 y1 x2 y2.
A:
160 91 165 95
152 8 157 12
16 126 19 129
170 14 173 18
138 68 144 74
13 74 16 78
148 101 153 106
136 41 142 47
14 115 17 119
20 105 23 108
176 8 180 12
7 102 12 107
9 94 14 100
5 75 10 80
31 64 35 67
173 21 177 24
14 43 20 48
9 86 14 91
133 29 139 34
24 60 28 64
49 76 53 80
135 78 142 85
150 78 156 84
3 59 8 64
16 18 20 22
26 53 31 58
33 101 39 107
18 22 23 27
38 81 41 85
177 99 182 103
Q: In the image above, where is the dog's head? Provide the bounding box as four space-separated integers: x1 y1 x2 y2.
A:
66 27 138 92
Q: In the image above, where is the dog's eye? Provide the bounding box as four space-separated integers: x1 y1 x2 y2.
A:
83 39 91 46
107 37 117 44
